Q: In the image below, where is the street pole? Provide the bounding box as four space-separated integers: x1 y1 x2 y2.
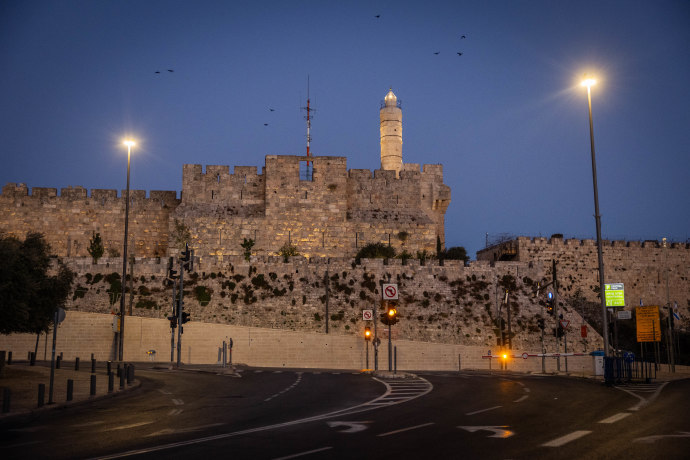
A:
553 260 560 371
170 278 176 363
176 258 183 368
374 300 379 371
388 320 392 372
325 269 329 334
583 78 609 357
119 140 134 362
48 308 58 404
663 238 675 372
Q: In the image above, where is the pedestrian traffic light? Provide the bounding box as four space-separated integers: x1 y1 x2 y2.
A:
364 326 372 341
181 311 191 324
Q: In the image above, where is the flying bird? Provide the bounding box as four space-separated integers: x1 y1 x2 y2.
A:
154 71 161 74
375 14 380 18
264 123 269 126
457 52 463 56
269 108 275 112
461 34 467 39
167 69 174 72
433 52 440 55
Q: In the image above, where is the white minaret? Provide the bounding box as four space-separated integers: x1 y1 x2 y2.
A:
380 88 403 177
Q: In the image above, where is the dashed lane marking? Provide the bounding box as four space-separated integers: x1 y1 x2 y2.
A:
541 430 592 447
265 372 303 402
168 409 183 416
466 405 502 416
272 446 333 460
171 399 184 406
146 423 226 437
377 422 435 437
598 412 631 424
513 395 529 403
104 421 155 432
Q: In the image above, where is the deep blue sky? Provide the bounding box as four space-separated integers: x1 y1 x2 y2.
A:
2 0 689 258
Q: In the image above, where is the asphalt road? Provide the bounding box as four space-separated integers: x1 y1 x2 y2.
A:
1 367 688 459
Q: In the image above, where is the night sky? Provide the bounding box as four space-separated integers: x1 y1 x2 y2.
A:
2 0 689 258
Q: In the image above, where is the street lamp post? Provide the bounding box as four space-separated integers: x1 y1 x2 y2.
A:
581 77 609 357
118 140 135 361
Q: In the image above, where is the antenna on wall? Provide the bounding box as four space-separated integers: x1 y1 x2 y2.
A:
301 76 315 171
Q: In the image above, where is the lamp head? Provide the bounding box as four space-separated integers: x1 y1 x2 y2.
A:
123 140 136 148
581 77 596 88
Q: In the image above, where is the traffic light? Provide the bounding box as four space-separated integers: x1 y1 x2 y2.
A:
537 318 545 330
364 326 372 341
381 301 399 325
546 292 554 315
167 315 177 329
181 311 191 324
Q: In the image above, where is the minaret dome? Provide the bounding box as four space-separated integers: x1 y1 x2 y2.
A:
380 88 403 177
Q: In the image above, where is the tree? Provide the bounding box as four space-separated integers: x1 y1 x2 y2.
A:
0 233 74 335
87 232 104 264
443 246 469 263
277 243 299 262
241 238 255 261
355 242 396 262
172 219 191 250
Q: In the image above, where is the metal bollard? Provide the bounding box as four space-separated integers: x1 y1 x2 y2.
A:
116 364 121 378
30 352 36 366
222 341 227 368
7 351 12 365
66 379 74 401
91 358 96 374
119 370 125 389
108 372 114 393
90 375 97 396
127 364 134 384
2 388 10 413
38 383 45 408
394 346 397 374
107 360 112 374
75 357 80 371
56 355 62 369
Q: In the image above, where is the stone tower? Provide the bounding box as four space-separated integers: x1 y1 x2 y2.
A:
380 88 403 177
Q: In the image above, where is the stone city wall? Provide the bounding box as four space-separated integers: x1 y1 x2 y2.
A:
478 236 690 312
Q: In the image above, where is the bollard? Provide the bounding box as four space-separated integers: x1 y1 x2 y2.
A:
393 346 397 374
75 357 80 371
217 347 222 363
119 370 125 389
91 358 96 374
7 351 12 365
127 364 134 384
30 352 36 366
116 364 121 378
222 341 227 368
56 355 62 369
66 379 74 401
60 352 63 359
2 387 10 413
90 375 97 396
108 372 114 393
38 383 45 408
107 361 112 374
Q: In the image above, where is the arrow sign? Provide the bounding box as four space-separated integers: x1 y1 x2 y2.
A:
327 421 371 433
382 283 398 300
458 426 514 439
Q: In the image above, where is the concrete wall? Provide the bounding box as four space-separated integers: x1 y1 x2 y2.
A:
0 311 596 374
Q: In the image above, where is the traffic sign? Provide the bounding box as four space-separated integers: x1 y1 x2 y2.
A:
604 283 625 307
636 305 661 342
559 320 570 329
617 310 632 320
362 309 373 321
382 283 398 300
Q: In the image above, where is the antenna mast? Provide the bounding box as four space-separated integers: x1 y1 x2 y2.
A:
301 76 315 169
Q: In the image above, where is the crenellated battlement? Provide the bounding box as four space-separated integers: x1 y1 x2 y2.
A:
1 183 179 206
508 235 690 251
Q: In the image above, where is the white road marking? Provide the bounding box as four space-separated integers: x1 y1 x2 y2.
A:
377 422 435 437
598 412 631 424
458 425 514 438
104 421 154 432
541 430 592 447
272 447 333 460
326 421 371 433
171 399 184 405
72 421 105 428
524 388 530 393
90 376 433 460
634 431 690 444
146 423 225 437
168 409 183 416
157 389 172 395
466 405 502 415
265 372 303 402
616 382 668 411
513 395 529 403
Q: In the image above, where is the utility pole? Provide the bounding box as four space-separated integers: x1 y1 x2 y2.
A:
505 290 512 350
553 260 560 372
324 269 330 334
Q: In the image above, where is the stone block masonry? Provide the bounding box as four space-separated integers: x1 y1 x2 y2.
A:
1 155 450 261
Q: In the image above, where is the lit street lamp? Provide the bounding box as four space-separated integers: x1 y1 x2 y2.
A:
119 139 135 361
581 77 609 356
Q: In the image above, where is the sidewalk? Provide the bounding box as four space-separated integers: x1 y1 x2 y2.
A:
0 360 140 422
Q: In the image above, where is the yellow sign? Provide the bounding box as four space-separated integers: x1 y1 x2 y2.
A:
636 306 661 342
